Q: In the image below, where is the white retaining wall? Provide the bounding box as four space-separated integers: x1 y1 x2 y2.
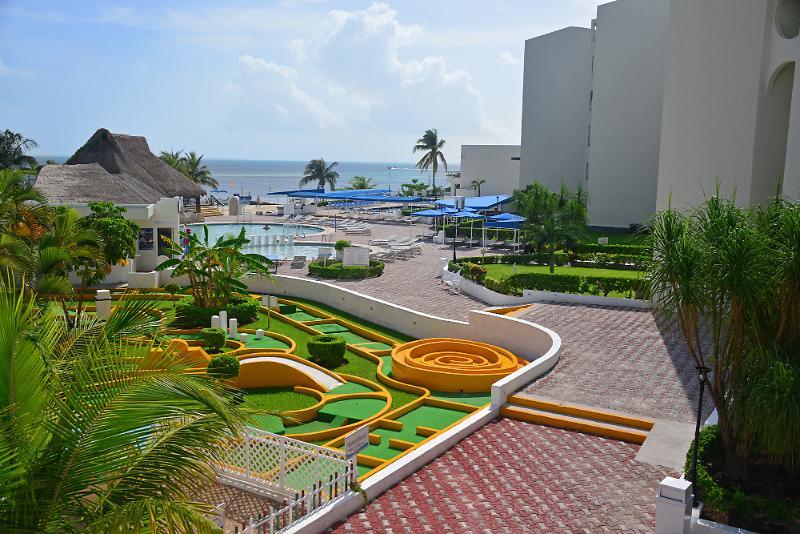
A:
452 267 651 310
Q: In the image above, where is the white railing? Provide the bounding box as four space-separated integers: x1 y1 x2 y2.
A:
237 467 353 533
215 427 354 499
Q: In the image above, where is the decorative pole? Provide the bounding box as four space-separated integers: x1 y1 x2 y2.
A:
689 365 710 506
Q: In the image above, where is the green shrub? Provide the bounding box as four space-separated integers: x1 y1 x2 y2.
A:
307 334 346 368
460 262 487 284
174 295 261 328
453 253 569 268
334 240 351 251
687 425 800 529
575 243 651 256
200 327 227 353
207 354 240 379
483 272 646 299
163 283 182 294
308 260 384 279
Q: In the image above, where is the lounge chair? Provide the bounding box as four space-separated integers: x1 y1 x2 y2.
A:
441 270 461 293
290 255 307 268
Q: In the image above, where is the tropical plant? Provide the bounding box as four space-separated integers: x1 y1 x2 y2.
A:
334 240 351 251
648 193 800 490
299 159 339 191
514 182 588 271
400 178 427 197
471 178 487 196
0 168 49 237
307 334 346 368
0 129 39 169
156 225 273 309
77 202 139 266
413 129 447 198
159 150 219 188
183 151 218 188
347 176 375 190
428 185 447 198
0 283 251 532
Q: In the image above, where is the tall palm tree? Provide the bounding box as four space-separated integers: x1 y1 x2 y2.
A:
159 150 186 173
470 178 487 196
0 283 251 532
184 151 218 188
0 129 39 169
413 129 447 198
299 159 339 191
347 175 375 190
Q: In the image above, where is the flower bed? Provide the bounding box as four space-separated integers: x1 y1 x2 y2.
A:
308 260 384 279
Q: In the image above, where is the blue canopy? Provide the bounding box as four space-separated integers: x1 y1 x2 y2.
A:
435 194 513 210
411 209 447 217
451 210 484 219
488 213 525 222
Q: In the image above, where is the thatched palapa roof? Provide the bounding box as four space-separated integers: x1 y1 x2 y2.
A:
36 163 165 205
65 128 206 199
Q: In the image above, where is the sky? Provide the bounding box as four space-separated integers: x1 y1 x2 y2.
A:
0 0 605 162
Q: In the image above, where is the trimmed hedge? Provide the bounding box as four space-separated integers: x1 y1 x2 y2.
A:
308 260 384 279
200 327 227 353
483 272 647 299
687 425 800 530
208 354 240 379
174 295 261 328
459 262 487 284
453 254 570 268
307 334 346 368
575 243 651 256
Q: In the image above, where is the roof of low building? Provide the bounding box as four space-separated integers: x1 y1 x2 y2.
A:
63 128 206 199
35 163 166 205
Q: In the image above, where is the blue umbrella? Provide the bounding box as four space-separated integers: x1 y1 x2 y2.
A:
488 213 525 222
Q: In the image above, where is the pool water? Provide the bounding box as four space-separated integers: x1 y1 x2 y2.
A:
187 223 328 260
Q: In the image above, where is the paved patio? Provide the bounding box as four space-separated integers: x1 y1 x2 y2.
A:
329 418 674 533
519 303 714 424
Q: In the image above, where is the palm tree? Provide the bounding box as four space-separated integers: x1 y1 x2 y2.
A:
0 283 251 532
299 159 339 191
0 129 39 169
413 129 447 198
159 149 186 174
347 175 375 190
0 168 49 237
470 178 487 196
647 193 800 485
400 178 427 197
184 151 218 188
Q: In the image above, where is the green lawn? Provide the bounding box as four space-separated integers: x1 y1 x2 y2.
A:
580 229 651 246
483 263 644 280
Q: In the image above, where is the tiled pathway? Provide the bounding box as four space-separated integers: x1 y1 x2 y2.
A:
330 418 674 533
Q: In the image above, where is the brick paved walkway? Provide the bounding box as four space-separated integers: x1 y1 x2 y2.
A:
519 303 714 424
330 418 673 533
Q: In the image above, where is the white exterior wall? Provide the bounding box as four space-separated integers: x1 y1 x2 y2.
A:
656 0 774 211
457 145 520 197
519 27 594 192
587 0 670 228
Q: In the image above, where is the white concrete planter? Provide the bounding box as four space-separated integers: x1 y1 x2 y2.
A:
449 266 651 310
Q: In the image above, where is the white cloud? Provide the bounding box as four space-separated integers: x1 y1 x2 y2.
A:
223 2 510 142
498 51 520 65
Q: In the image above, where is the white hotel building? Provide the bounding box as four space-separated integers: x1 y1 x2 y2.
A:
454 0 800 229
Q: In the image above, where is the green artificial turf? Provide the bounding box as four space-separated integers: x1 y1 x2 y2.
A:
284 311 322 322
580 229 651 246
311 323 351 334
242 311 418 411
483 263 645 280
318 398 387 420
328 382 373 395
244 336 292 349
430 391 492 407
243 387 318 412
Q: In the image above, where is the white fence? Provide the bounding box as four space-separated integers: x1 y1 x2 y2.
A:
214 427 356 533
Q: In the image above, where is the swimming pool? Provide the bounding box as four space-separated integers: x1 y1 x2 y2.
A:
187 223 328 260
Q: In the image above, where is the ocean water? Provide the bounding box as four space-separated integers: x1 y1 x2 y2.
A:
36 156 458 200
203 159 457 200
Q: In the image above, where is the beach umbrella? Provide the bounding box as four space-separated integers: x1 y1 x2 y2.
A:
450 209 483 243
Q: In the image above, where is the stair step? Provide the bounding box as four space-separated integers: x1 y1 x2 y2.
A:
507 394 654 431
500 404 649 444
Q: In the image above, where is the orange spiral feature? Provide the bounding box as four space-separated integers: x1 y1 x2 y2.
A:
390 338 524 393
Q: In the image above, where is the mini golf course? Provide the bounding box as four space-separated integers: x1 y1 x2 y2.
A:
94 289 524 481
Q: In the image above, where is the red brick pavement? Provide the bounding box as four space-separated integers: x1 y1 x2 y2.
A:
330 418 673 533
520 303 714 424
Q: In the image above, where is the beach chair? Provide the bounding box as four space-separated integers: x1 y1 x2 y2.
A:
290 255 307 268
441 270 461 293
